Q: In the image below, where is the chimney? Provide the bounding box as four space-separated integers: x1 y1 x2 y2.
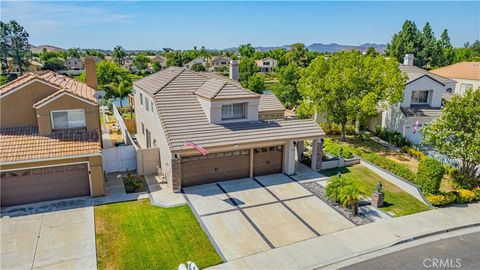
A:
229 60 239 81
84 56 98 89
404 54 414 66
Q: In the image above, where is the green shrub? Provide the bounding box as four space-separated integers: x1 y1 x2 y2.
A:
401 146 426 160
426 192 456 206
415 158 445 194
451 171 478 189
326 174 352 202
375 127 412 148
473 187 480 201
323 138 354 158
455 189 475 203
320 122 355 136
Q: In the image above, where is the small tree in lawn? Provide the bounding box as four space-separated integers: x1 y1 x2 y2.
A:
326 173 350 202
423 88 480 179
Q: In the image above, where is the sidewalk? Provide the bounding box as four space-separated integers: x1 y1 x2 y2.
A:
144 174 186 207
207 203 480 269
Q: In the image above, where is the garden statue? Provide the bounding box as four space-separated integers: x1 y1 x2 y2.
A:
372 181 384 208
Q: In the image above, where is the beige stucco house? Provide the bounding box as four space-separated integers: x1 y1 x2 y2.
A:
431 61 480 96
256 57 277 73
133 67 324 192
0 57 104 207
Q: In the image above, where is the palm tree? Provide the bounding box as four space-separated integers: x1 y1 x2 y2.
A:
338 184 361 215
112 45 126 66
325 173 350 202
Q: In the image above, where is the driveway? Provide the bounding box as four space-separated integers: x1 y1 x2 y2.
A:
183 173 354 261
1 198 96 270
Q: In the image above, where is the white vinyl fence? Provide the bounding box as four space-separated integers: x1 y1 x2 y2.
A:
102 145 137 173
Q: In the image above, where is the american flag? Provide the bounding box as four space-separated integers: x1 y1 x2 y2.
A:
184 140 209 156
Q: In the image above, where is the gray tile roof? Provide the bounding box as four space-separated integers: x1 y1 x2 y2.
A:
400 105 442 118
399 64 455 85
134 68 324 151
259 92 285 112
195 78 259 100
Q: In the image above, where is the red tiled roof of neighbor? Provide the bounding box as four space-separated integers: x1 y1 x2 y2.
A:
0 71 97 103
431 62 480 81
0 127 101 163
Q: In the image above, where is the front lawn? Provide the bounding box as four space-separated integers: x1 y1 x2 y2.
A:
321 165 430 217
95 200 222 270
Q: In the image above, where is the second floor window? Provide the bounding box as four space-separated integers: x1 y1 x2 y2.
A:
51 109 86 129
411 90 429 104
222 103 246 120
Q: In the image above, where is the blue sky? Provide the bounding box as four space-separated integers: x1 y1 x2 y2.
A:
1 1 478 50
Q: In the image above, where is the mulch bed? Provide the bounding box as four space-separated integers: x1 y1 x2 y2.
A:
302 181 373 226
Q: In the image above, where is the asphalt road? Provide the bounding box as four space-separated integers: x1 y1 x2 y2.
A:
341 232 480 270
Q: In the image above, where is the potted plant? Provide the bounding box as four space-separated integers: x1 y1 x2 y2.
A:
124 170 142 193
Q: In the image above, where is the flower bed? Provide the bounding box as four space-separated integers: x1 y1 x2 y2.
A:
302 181 373 225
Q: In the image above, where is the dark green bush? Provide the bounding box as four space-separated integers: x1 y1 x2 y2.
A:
415 158 445 194
451 170 478 189
323 138 354 158
375 127 412 148
320 122 356 136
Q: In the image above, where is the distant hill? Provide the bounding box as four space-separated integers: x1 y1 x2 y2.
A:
224 43 386 53
30 45 65 54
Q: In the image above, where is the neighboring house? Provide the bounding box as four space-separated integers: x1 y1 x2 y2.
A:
7 58 43 74
133 67 325 192
368 54 456 145
431 62 480 96
210 56 231 71
0 58 105 207
148 55 167 69
258 91 286 120
184 57 207 69
256 57 277 73
66 57 84 70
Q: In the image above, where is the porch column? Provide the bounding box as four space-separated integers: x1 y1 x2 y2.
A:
283 140 296 175
249 148 254 178
311 138 324 171
296 140 304 161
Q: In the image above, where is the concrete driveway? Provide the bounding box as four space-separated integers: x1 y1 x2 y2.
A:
183 173 354 261
1 199 96 270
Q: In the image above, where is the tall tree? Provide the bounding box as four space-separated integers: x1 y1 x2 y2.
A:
423 88 480 179
112 45 126 66
246 73 265 94
268 48 288 67
437 29 454 66
238 43 255 58
299 50 406 141
0 21 11 74
239 57 257 88
286 43 308 67
67 47 81 58
7 20 30 75
272 64 301 108
386 20 422 66
133 53 150 70
418 22 439 68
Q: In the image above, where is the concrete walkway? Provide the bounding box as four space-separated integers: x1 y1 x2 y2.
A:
144 174 186 208
207 203 480 269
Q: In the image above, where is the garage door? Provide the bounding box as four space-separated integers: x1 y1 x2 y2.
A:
181 150 250 187
1 163 90 207
253 146 283 176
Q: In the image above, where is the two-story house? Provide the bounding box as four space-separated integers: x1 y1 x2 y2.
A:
66 57 84 70
256 57 277 73
369 54 456 145
184 57 207 69
0 57 105 206
133 66 324 192
209 56 231 71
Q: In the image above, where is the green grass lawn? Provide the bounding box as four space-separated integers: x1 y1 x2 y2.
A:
321 164 430 217
95 200 222 270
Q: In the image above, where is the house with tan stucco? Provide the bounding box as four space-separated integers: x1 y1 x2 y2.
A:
133 66 325 192
430 61 480 96
0 57 105 207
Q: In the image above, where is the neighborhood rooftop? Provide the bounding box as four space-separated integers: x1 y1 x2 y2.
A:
0 127 101 163
259 92 286 112
430 61 480 81
0 70 97 103
399 64 455 85
134 67 324 151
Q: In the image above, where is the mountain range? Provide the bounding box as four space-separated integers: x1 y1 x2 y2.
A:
225 43 387 53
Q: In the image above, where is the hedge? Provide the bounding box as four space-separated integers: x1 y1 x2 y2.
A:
375 127 412 148
323 138 417 183
415 158 445 194
455 189 476 203
323 138 354 158
426 192 456 206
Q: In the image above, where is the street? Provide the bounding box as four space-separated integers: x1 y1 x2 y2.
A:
341 232 480 270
